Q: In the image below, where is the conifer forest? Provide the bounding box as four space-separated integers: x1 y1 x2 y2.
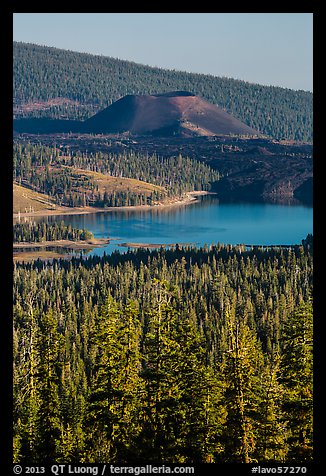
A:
13 241 313 464
14 42 312 142
12 37 314 471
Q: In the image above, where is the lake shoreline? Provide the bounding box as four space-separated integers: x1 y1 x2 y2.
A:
13 237 111 262
118 241 195 249
13 237 111 250
13 191 217 219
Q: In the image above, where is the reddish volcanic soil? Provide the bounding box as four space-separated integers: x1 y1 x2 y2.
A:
84 91 261 137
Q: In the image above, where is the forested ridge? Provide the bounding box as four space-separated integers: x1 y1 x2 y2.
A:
13 240 313 464
12 39 314 467
13 42 313 142
13 142 220 208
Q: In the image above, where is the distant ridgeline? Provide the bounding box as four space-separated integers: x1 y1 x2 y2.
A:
13 42 312 142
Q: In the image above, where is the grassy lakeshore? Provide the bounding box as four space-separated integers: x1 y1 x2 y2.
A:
13 191 216 219
13 250 69 262
118 242 195 249
13 237 110 262
13 237 110 250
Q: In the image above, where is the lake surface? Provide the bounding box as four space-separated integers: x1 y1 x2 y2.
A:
41 196 313 256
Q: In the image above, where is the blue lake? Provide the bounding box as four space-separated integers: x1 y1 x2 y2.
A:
42 196 313 256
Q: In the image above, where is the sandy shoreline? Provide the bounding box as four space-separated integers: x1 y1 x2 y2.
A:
118 242 195 249
13 237 111 262
13 191 217 219
13 237 111 250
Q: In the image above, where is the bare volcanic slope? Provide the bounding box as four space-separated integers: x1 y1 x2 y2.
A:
84 91 261 137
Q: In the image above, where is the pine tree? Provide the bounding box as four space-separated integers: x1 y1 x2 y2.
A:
58 358 87 462
13 295 39 463
114 299 143 462
83 295 142 463
138 280 181 462
33 309 63 463
255 354 289 462
174 315 226 463
138 279 225 463
12 243 313 463
220 308 264 463
279 302 313 462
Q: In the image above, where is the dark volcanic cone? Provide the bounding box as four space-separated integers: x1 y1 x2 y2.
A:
84 91 261 137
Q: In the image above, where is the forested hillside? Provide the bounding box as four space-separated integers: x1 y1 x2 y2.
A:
13 241 313 464
13 142 220 208
13 42 313 141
